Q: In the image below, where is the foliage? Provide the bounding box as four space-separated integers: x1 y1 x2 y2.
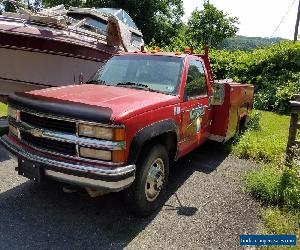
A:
282 167 300 209
246 110 261 131
42 0 184 46
0 0 23 12
0 0 42 12
186 3 239 48
245 165 300 209
232 111 289 162
245 165 283 205
234 110 300 240
209 42 300 113
217 35 287 51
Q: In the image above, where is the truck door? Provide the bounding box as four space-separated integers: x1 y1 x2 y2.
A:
179 59 212 155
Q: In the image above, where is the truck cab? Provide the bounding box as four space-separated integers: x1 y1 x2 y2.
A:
1 49 254 216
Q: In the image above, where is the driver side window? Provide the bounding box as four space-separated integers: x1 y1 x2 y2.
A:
184 60 207 100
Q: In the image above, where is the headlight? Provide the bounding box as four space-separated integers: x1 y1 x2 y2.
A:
8 106 19 120
78 124 125 141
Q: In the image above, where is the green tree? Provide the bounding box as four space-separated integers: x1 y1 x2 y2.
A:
0 0 42 12
187 3 239 48
43 0 83 8
42 0 184 46
0 0 21 12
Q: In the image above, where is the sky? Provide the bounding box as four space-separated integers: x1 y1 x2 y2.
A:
183 0 299 39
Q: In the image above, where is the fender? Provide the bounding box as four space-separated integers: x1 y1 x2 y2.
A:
127 119 179 164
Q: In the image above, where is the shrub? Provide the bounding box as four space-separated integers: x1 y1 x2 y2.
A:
274 81 300 114
281 167 300 210
210 42 300 114
246 110 261 131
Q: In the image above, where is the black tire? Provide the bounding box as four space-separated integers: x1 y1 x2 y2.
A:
123 144 169 217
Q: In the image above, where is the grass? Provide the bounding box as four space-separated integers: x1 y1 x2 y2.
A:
232 111 290 163
259 207 300 250
232 110 300 248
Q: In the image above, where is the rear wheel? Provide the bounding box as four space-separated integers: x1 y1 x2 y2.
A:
123 144 169 217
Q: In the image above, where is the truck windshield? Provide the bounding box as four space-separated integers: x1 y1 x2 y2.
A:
89 55 183 94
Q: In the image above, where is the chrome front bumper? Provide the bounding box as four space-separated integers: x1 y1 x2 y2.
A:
0 135 136 191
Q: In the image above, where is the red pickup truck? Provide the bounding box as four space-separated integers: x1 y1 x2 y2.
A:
1 49 254 216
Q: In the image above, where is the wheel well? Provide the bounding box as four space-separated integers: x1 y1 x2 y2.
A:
239 115 247 129
140 132 178 163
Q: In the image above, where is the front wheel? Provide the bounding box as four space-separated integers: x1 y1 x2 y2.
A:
123 144 169 217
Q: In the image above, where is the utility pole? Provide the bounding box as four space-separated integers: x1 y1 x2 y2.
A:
294 0 300 42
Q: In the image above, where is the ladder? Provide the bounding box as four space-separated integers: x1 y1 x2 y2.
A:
286 94 300 164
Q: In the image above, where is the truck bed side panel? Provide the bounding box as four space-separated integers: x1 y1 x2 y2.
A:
210 82 254 141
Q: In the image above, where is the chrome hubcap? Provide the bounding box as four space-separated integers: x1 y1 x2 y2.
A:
145 158 165 202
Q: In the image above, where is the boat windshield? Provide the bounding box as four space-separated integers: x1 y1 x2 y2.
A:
67 13 107 35
96 8 138 30
89 55 183 95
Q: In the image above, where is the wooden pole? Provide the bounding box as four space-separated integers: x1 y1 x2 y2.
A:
286 113 298 162
294 0 300 42
286 95 300 163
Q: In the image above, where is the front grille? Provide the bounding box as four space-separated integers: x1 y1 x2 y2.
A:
20 112 76 133
21 131 77 156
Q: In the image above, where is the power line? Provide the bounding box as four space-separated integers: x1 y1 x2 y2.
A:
271 0 297 37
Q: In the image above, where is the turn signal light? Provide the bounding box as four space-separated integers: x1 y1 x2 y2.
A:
112 150 125 163
113 128 125 141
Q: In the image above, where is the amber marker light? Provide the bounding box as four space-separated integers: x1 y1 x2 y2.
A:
112 150 126 163
184 47 192 54
113 127 126 141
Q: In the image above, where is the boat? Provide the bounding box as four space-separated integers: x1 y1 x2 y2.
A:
0 4 144 101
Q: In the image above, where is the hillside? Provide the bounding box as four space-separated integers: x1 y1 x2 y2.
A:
217 35 287 51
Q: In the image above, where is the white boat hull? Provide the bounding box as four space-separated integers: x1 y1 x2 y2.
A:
0 47 103 96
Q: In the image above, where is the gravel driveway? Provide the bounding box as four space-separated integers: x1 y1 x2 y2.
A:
0 142 262 250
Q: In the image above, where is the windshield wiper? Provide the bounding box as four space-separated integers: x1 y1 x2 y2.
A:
86 79 109 85
117 82 151 89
